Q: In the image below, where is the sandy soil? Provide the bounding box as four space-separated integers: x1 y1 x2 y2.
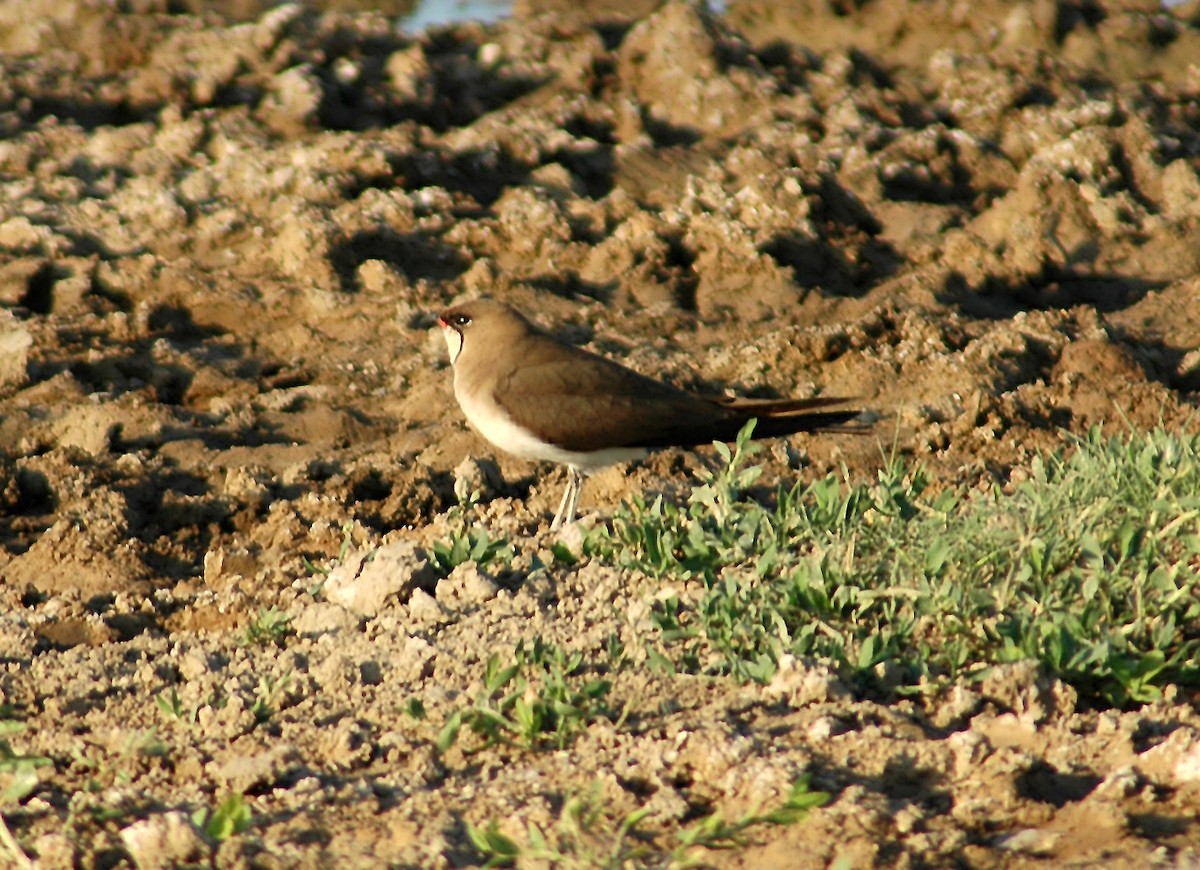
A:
2 0 1200 866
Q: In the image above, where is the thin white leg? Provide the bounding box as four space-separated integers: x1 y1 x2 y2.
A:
550 467 583 531
550 473 573 530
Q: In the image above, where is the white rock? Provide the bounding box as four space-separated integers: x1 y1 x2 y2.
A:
324 541 437 616
435 561 499 607
0 312 32 389
120 811 210 869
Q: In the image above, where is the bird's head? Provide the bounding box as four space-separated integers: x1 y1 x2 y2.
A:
437 299 533 366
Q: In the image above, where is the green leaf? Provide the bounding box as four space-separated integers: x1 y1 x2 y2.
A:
466 821 519 865
644 647 676 675
437 710 464 752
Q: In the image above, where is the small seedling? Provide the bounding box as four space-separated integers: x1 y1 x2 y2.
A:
431 482 515 577
71 729 166 794
0 720 52 803
431 526 513 577
673 775 830 858
438 642 612 752
303 520 357 586
193 793 252 842
467 789 651 870
250 671 293 723
466 776 828 869
243 607 294 647
688 419 764 524
154 688 199 724
0 719 52 870
466 820 521 868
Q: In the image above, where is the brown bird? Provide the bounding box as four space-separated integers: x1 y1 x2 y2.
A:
437 299 862 530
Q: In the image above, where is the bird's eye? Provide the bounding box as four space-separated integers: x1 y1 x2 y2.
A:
452 314 471 327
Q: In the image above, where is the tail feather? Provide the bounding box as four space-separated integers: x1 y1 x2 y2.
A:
714 395 853 415
618 397 870 450
720 395 867 437
747 407 867 438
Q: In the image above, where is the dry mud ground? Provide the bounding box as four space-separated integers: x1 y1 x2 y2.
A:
2 0 1200 866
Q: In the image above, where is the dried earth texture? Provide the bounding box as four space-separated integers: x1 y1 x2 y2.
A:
2 0 1200 866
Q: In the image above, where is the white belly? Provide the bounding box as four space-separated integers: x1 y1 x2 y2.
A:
455 381 645 472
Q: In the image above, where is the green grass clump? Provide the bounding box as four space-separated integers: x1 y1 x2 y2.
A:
431 483 514 577
467 775 828 869
1 717 53 869
438 639 613 752
193 793 252 842
243 607 294 647
586 423 1200 705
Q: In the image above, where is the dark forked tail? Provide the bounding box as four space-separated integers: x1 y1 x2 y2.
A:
718 395 867 438
629 396 869 450
745 407 868 438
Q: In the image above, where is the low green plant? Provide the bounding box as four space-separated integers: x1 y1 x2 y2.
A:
0 720 52 803
466 775 829 869
303 520 356 580
243 607 294 647
154 688 200 724
468 792 651 870
155 688 184 719
251 671 293 723
193 793 252 842
587 423 1200 705
431 526 513 576
673 775 830 856
438 640 612 752
0 719 52 870
466 820 521 868
72 729 167 794
431 481 514 577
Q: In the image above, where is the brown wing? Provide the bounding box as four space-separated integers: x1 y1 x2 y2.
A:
491 348 717 451
494 338 862 451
